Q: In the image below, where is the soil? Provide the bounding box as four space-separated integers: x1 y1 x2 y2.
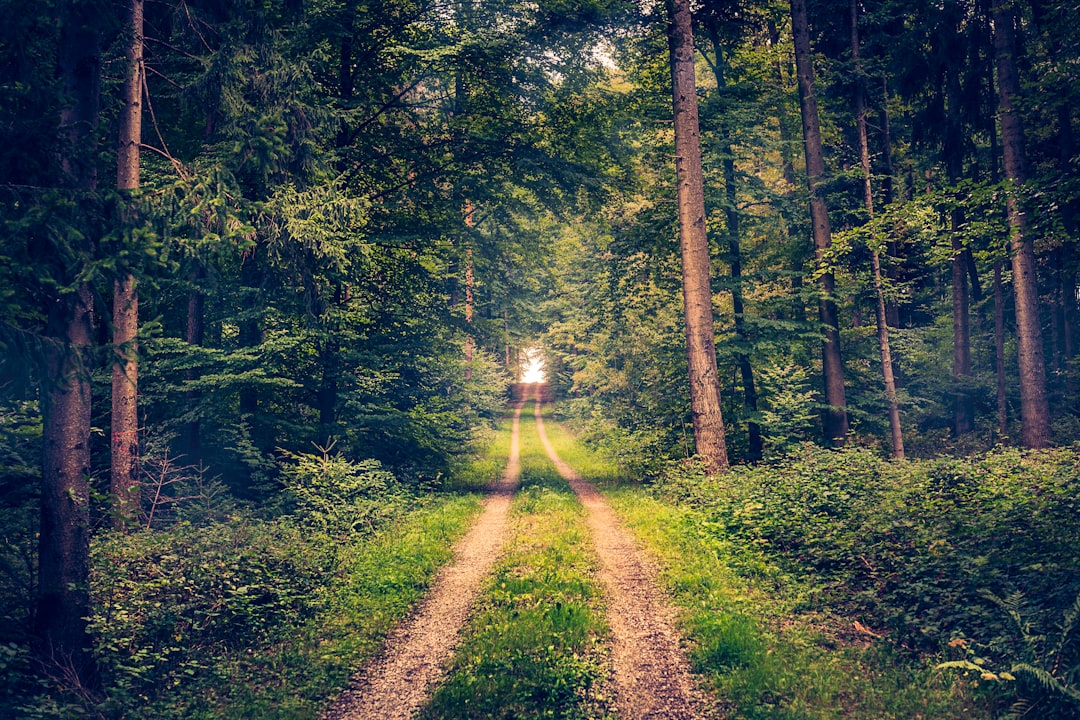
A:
321 403 523 720
324 394 717 719
533 400 719 720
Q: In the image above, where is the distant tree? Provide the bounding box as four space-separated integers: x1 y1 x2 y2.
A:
790 0 848 445
992 0 1051 448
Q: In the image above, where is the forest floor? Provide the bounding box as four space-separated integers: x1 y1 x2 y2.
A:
324 392 718 719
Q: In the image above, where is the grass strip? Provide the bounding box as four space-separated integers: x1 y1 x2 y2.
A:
421 402 613 720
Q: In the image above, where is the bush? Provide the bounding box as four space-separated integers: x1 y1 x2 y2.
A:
650 445 1080 714
279 444 407 533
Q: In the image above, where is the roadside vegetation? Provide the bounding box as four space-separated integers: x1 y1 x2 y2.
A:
422 403 612 720
0 427 509 718
551 412 1080 719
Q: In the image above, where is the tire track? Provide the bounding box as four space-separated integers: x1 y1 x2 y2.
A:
322 403 524 720
532 400 718 720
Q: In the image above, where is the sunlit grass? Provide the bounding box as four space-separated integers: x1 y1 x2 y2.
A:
420 403 613 720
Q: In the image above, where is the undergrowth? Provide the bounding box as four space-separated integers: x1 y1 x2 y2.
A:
4 419 512 718
551 414 1004 718
421 403 612 719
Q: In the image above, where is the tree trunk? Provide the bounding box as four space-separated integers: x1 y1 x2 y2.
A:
943 55 975 437
666 0 729 472
791 0 848 445
993 0 1052 448
38 2 101 692
851 0 904 458
994 260 1009 436
879 77 902 329
184 266 205 460
111 0 143 529
464 200 475 380
707 23 762 461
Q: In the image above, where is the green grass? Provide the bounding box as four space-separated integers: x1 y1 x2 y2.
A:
421 403 613 720
144 494 485 719
77 419 529 720
540 412 987 719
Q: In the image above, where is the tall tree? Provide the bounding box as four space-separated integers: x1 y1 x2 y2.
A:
992 0 1051 448
37 0 102 691
666 0 729 472
851 0 903 459
790 0 848 445
111 0 143 528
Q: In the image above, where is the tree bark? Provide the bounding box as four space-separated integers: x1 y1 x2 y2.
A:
111 0 144 529
942 56 975 437
851 0 904 458
666 0 729 472
184 266 205 460
994 260 1009 436
38 2 101 692
464 200 475 380
879 78 902 329
993 0 1052 448
707 23 762 461
791 0 848 445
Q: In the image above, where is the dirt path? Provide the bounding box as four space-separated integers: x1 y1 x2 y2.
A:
533 401 718 720
322 403 524 720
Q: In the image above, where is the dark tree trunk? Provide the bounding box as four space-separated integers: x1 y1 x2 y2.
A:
666 0 729 472
791 0 848 445
38 2 102 692
994 260 1009 436
184 266 205 460
952 220 974 435
852 0 904 458
993 0 1052 448
707 24 762 461
239 257 262 420
111 0 144 529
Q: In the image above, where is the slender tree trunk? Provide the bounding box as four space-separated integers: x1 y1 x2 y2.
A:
941 55 975 436
464 200 475 380
952 221 974 435
38 3 101 692
184 266 205 460
851 0 904 458
708 24 762 461
994 261 1009 436
880 78 902 329
111 0 144 529
666 0 728 472
791 0 848 445
993 0 1052 448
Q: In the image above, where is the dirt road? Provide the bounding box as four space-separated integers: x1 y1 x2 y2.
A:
534 401 716 720
322 403 523 720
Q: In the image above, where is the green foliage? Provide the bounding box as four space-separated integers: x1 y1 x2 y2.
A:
648 444 1080 715
279 443 404 533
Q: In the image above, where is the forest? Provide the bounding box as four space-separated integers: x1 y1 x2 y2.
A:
1 0 1078 717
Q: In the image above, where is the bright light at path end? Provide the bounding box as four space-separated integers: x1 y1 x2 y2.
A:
521 350 546 383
